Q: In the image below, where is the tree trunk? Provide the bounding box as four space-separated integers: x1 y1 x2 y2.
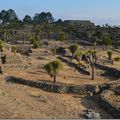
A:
0 66 3 74
92 63 95 80
78 61 81 68
53 75 56 83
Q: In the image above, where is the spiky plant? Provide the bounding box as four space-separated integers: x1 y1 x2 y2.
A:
74 50 83 66
107 51 113 60
44 60 63 83
69 44 79 59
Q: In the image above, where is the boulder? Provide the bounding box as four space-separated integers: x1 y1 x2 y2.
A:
84 109 101 119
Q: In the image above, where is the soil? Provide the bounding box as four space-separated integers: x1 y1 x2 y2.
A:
0 42 119 119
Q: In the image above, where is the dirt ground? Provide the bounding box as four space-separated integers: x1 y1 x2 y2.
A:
0 43 119 119
0 73 113 119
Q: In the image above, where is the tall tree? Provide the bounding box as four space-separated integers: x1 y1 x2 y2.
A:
7 9 18 23
0 10 8 24
23 15 32 24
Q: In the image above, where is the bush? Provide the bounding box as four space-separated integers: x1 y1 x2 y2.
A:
11 46 17 55
33 40 40 49
107 51 113 60
57 32 66 42
0 39 4 52
102 35 112 46
51 48 56 56
69 44 80 57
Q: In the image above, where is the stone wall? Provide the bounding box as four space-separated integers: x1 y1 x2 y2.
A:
6 76 97 95
95 63 120 79
58 56 90 75
99 90 120 118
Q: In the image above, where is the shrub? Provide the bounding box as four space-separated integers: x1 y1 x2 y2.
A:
11 46 17 55
107 51 113 60
57 32 66 42
33 40 40 49
102 35 112 46
69 44 80 58
51 48 56 56
0 39 4 52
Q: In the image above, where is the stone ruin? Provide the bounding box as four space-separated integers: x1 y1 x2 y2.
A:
99 80 120 118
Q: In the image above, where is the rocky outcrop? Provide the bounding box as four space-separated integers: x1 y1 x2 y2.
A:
83 109 101 119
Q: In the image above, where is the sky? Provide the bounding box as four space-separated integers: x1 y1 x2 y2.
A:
0 0 120 25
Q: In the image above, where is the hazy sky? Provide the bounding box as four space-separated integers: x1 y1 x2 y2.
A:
0 0 120 25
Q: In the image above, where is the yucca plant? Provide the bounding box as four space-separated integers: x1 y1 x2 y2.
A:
69 44 80 59
107 51 113 60
86 50 97 80
44 60 63 83
74 50 83 66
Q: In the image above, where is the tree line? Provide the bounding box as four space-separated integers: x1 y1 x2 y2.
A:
0 9 120 46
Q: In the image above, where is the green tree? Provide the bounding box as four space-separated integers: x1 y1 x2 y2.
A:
23 15 32 24
0 10 8 24
102 35 112 46
57 32 66 41
44 60 63 83
69 44 80 59
33 12 54 24
7 9 18 23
